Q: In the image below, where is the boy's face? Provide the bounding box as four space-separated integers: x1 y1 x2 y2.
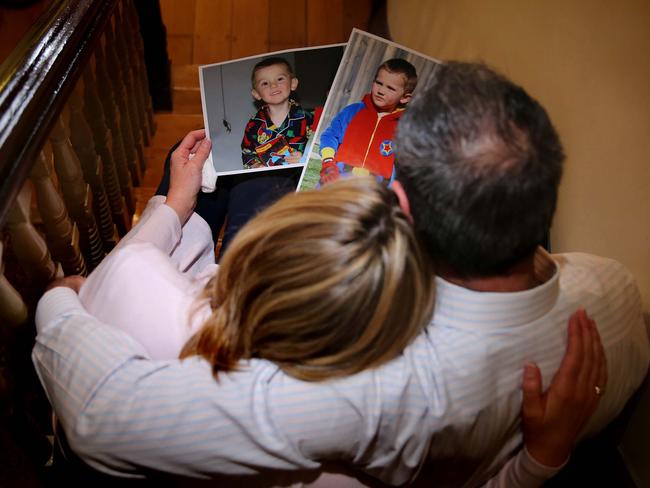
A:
371 68 411 112
252 64 298 106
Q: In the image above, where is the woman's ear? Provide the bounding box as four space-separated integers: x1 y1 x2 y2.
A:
391 180 413 223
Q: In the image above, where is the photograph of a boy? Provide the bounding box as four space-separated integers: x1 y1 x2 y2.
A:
298 29 441 191
318 58 417 185
199 45 343 176
241 57 314 169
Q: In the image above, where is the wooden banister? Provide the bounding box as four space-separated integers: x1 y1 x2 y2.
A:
0 0 118 229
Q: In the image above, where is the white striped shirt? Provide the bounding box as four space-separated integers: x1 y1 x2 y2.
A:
33 249 649 486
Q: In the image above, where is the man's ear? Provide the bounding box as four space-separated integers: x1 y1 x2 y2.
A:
399 93 412 105
251 89 262 101
392 180 413 223
291 77 299 91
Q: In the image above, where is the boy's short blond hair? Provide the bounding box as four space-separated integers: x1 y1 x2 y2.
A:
376 58 418 94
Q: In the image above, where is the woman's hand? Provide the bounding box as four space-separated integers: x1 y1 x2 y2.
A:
46 275 86 293
166 129 212 224
521 309 607 467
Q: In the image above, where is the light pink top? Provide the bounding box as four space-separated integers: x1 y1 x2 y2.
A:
79 196 215 359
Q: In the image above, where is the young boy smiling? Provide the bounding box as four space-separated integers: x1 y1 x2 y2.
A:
319 58 417 185
241 57 313 169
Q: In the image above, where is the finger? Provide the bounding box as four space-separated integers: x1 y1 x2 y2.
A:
599 325 608 390
576 311 595 396
553 310 584 390
188 139 203 155
592 318 608 394
569 311 594 406
522 362 545 422
586 319 601 394
191 137 212 166
570 318 602 431
177 129 207 156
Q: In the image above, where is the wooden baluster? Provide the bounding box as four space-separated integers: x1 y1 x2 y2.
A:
103 26 144 184
83 63 131 236
5 185 59 288
0 242 29 328
50 115 105 271
69 79 119 252
94 40 137 214
110 10 147 172
116 2 150 146
30 152 86 276
126 0 156 136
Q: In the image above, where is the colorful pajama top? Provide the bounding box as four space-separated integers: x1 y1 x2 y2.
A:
241 100 313 168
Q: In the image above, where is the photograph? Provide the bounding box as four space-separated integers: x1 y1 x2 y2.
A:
199 44 345 177
297 29 441 191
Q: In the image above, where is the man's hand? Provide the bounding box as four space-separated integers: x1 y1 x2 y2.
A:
46 275 86 293
522 309 607 467
284 151 302 164
166 129 212 224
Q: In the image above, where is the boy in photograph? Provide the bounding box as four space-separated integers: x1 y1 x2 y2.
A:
241 57 313 169
319 58 417 185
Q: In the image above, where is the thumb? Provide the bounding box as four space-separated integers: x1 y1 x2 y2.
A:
192 138 212 167
522 362 545 422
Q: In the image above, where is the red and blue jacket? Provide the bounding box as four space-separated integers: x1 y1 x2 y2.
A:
319 94 404 181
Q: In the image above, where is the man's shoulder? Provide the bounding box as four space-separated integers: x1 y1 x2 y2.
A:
553 251 629 271
553 252 637 295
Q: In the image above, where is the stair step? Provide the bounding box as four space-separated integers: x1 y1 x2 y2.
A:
172 64 201 89
173 87 202 114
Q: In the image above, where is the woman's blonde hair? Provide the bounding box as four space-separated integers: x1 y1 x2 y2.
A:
179 177 434 381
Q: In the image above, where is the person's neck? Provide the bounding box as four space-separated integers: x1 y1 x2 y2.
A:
267 100 291 127
437 254 540 292
376 105 398 115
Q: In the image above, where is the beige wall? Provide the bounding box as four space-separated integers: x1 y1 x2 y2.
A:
388 0 650 311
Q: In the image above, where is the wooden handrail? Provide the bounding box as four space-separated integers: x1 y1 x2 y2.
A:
0 0 118 228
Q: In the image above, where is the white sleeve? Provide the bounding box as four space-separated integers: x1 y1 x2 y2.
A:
113 195 216 276
481 447 566 488
32 287 324 478
32 286 426 483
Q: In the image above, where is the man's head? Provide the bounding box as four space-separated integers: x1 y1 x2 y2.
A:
251 57 298 106
395 62 564 277
371 58 418 112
